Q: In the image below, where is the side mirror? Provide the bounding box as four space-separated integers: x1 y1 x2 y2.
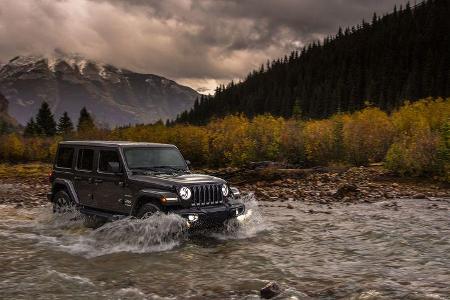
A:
108 161 122 174
185 160 192 166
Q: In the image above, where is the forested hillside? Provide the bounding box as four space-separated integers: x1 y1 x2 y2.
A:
176 0 449 124
0 92 17 134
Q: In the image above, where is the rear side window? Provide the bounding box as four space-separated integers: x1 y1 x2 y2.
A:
98 150 122 173
77 149 94 171
56 147 74 168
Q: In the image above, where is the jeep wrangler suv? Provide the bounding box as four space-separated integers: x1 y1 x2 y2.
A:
48 141 245 227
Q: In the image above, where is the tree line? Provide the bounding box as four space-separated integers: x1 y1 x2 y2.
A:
175 0 449 125
1 98 448 181
23 102 96 137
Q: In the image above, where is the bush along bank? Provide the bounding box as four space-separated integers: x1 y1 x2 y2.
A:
0 97 448 181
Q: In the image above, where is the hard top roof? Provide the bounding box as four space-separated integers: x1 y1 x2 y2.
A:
59 140 176 148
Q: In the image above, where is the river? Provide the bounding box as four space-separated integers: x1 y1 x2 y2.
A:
0 195 449 299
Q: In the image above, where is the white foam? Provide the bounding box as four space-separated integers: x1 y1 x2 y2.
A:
210 193 269 240
59 213 188 257
46 270 94 286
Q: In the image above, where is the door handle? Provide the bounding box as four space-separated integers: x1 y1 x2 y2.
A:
94 179 103 183
74 176 82 180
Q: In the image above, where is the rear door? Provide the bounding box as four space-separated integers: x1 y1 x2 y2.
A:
74 148 96 207
93 149 127 213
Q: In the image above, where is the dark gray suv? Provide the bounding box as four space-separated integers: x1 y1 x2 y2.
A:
48 141 245 227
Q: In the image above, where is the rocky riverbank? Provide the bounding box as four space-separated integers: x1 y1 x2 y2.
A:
201 164 450 208
0 163 448 208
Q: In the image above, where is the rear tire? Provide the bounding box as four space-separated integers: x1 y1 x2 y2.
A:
136 203 161 218
53 190 76 213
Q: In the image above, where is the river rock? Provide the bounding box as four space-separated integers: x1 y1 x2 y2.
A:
412 193 427 199
260 281 282 299
333 183 358 199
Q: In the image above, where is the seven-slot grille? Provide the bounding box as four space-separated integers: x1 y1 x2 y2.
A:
190 184 224 207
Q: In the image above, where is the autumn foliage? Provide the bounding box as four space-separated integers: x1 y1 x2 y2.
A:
0 98 448 181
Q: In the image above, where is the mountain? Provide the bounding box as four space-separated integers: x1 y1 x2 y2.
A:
0 54 199 126
0 92 18 134
176 0 449 124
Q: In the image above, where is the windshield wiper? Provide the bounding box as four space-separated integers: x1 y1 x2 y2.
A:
130 167 163 174
150 166 189 173
130 166 188 174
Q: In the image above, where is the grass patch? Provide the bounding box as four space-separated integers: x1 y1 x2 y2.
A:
0 163 52 179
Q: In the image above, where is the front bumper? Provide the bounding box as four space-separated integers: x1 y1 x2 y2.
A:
173 203 245 228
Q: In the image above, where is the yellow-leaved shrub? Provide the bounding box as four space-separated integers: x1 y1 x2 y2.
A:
207 115 254 166
248 115 284 162
386 98 450 179
343 107 394 165
0 133 25 162
303 119 336 165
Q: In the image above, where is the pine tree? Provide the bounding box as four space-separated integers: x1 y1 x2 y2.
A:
291 98 303 120
23 117 40 137
35 102 56 136
77 107 95 133
57 112 74 136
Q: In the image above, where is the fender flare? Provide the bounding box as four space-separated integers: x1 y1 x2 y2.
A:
52 178 80 204
131 189 179 215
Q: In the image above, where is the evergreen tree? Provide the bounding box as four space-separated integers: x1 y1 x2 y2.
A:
35 102 56 136
23 117 40 137
57 112 74 136
291 98 303 120
77 107 95 132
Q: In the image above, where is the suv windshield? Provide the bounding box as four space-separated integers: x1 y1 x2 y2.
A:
123 147 188 172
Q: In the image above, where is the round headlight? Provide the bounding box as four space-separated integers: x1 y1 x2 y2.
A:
179 187 192 200
221 184 229 197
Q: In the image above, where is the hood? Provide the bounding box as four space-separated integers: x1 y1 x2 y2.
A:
129 173 226 188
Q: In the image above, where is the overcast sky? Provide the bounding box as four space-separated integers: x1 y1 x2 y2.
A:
0 0 409 93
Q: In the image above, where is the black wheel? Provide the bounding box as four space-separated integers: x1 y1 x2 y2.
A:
136 203 161 218
53 190 75 213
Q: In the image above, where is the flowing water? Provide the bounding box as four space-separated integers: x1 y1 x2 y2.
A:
0 195 449 299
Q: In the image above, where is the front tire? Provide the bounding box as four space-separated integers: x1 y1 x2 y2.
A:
136 203 161 218
53 190 76 213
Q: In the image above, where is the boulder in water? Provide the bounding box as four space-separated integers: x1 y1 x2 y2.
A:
260 281 281 299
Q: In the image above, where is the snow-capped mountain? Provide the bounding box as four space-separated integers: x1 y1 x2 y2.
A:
0 54 199 126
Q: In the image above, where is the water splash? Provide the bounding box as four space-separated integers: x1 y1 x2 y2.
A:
60 213 188 257
211 193 269 240
1 195 267 258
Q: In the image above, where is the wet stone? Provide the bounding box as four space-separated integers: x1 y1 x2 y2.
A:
412 193 427 199
260 281 282 299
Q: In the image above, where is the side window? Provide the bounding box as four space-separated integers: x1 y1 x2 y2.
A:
56 147 74 168
77 149 94 171
98 150 122 173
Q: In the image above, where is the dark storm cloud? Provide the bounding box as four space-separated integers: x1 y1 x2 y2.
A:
0 0 408 92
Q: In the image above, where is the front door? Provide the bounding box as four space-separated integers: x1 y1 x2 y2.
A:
74 148 96 207
93 149 127 213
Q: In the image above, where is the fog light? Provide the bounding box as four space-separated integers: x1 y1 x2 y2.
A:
187 214 199 222
234 207 245 216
